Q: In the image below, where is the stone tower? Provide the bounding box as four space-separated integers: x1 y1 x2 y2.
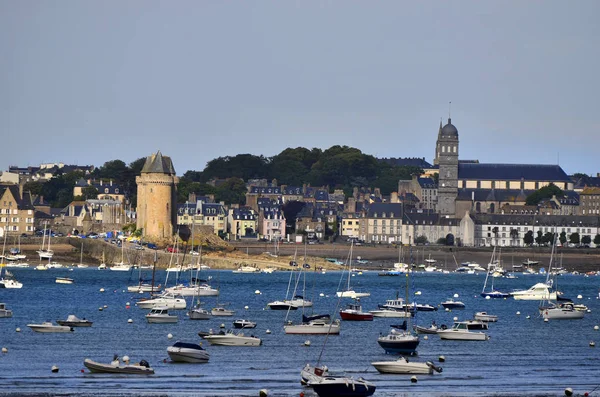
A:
433 119 443 166
136 151 179 240
437 118 459 216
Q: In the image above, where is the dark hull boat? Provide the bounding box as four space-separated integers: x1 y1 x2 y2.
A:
311 376 376 397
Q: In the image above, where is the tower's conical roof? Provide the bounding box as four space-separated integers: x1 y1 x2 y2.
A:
141 151 176 175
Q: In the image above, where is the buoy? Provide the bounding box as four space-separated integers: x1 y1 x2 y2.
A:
590 341 596 347
594 325 599 331
410 375 418 383
438 355 445 362
544 318 549 322
98 307 103 311
122 355 130 363
1 347 7 353
255 290 261 295
126 302 130 306
577 295 583 299
516 311 521 315
259 389 268 397
80 369 85 373
168 333 173 339
485 295 491 300
15 327 20 332
266 329 271 334
220 323 225 328
103 305 108 309
424 335 428 340
565 387 573 396
51 365 59 373
99 288 105 292
319 293 324 297
453 293 459 298
453 316 458 321
128 319 133 323
244 305 249 310
304 340 311 347
526 316 531 319
445 308 450 312
415 291 422 295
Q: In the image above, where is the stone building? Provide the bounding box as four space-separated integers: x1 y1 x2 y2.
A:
435 118 459 215
136 151 179 240
0 184 36 237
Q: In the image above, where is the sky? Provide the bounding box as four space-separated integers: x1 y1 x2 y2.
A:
2 1 599 177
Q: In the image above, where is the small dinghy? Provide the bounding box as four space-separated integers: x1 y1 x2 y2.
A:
84 356 154 374
57 314 93 327
167 341 210 363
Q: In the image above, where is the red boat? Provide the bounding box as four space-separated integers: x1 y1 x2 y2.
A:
340 304 373 321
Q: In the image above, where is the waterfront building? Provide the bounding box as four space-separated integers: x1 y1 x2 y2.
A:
136 151 179 240
228 207 257 240
579 187 600 216
0 184 36 236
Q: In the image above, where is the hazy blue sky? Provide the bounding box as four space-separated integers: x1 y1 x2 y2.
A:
2 1 598 176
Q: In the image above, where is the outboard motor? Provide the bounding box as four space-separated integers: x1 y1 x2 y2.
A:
139 360 150 368
426 361 443 373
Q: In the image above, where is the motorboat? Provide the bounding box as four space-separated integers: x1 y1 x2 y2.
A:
97 263 107 270
165 283 219 297
511 282 557 301
233 319 257 329
301 363 329 386
188 304 211 320
481 290 511 299
437 321 489 341
35 264 48 271
336 289 370 299
441 298 465 309
413 322 444 334
540 302 585 320
57 314 93 327
211 306 235 316
203 330 262 346
27 321 74 333
0 272 23 288
461 319 488 330
136 292 187 310
340 303 373 321
84 356 154 374
371 356 443 374
288 295 313 308
267 300 297 310
369 308 410 318
522 259 539 266
110 263 131 271
232 265 261 273
55 277 74 284
261 267 277 274
284 315 341 335
146 307 178 323
377 327 420 354
46 262 63 269
310 376 376 397
474 312 498 322
167 341 210 363
0 302 13 318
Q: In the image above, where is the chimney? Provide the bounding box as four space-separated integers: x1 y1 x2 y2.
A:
100 180 103 186
110 179 113 186
391 192 399 203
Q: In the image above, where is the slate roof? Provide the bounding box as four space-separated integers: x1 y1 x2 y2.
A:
574 176 600 189
250 186 282 195
458 163 571 182
141 151 176 175
198 203 225 216
379 157 432 169
470 213 600 227
231 207 256 221
417 177 436 189
366 203 403 218
177 203 197 216
457 188 534 203
0 185 34 210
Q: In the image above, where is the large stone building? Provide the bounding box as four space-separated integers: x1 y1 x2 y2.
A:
435 118 459 215
136 151 179 240
0 185 36 237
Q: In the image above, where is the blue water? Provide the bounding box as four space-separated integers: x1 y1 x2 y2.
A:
1 268 599 396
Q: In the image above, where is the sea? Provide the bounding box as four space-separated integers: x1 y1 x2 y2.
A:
1 266 599 397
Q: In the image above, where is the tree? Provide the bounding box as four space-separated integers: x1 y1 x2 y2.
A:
282 201 306 233
535 230 543 245
80 186 99 200
525 183 564 206
436 237 447 245
581 235 591 246
414 235 428 245
559 231 567 246
23 181 44 196
569 232 580 245
542 232 554 246
214 177 247 205
594 234 600 246
523 230 534 246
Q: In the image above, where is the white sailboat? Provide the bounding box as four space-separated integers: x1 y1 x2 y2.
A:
336 242 370 298
110 241 131 271
37 223 54 260
1 225 23 288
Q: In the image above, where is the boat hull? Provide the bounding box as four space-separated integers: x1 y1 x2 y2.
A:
83 359 154 374
311 377 376 397
369 309 409 318
340 311 373 321
167 346 210 363
284 323 341 335
28 324 73 333
438 330 489 341
371 360 435 374
204 335 262 346
146 315 178 324
377 338 420 354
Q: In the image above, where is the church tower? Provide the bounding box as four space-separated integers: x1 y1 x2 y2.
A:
136 151 179 240
437 118 459 216
433 119 443 166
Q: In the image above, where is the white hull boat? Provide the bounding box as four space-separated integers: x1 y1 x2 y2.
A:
110 263 131 271
511 283 557 301
372 357 442 374
84 357 154 374
336 289 370 298
284 320 341 335
167 342 210 363
204 331 262 346
211 307 235 316
0 303 13 318
369 308 410 318
301 363 329 386
28 322 74 333
0 278 23 289
165 284 218 297
474 312 498 322
540 302 585 320
136 293 187 310
146 307 178 323
55 277 74 284
57 314 93 327
438 322 489 341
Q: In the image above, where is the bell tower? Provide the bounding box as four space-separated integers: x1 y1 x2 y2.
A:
437 118 459 216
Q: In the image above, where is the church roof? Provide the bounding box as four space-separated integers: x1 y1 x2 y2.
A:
141 151 176 175
441 118 458 137
456 188 536 203
458 163 570 182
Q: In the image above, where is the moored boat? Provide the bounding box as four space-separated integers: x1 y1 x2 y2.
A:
83 356 154 374
27 321 74 333
167 341 210 363
437 321 489 341
340 303 373 321
310 376 376 397
57 314 93 327
371 356 443 374
203 330 262 346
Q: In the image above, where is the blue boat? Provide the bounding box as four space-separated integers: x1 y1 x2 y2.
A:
311 376 376 397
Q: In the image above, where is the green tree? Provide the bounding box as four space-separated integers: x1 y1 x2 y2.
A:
215 177 247 205
581 235 591 246
569 232 580 245
594 234 600 246
525 183 564 205
436 237 447 245
535 230 543 245
282 201 306 233
542 232 554 246
23 181 44 196
559 231 567 246
414 235 428 245
203 154 269 181
523 230 534 246
80 186 99 200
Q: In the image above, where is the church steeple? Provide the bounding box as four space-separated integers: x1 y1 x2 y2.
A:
434 118 443 166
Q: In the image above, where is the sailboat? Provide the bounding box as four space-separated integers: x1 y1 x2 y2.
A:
74 241 88 268
336 242 370 298
1 225 23 288
377 245 420 355
110 241 131 271
539 235 584 320
98 249 107 270
268 245 312 310
480 246 510 298
512 238 559 301
37 223 54 260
